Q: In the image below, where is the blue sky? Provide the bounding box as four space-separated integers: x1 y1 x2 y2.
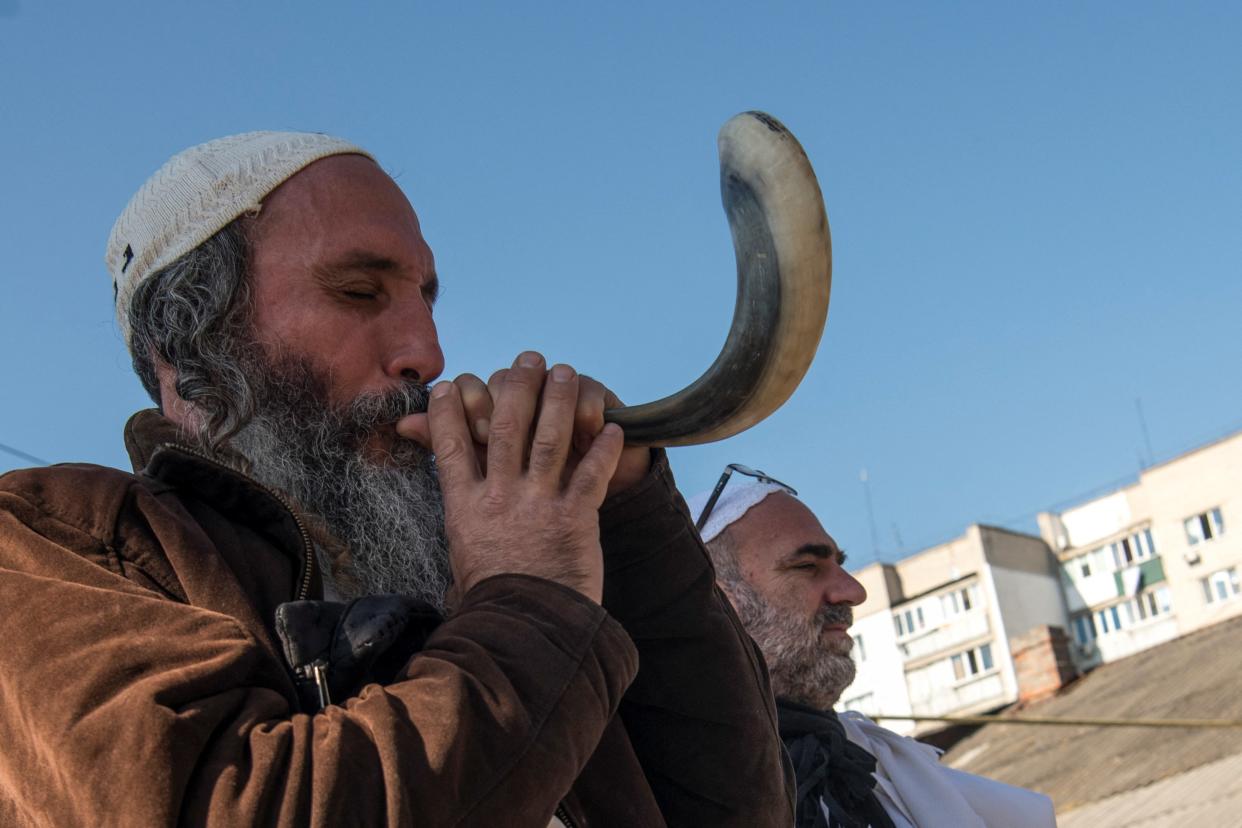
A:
1 2 1239 567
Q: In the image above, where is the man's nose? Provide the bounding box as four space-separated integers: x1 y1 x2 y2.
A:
825 569 867 608
383 299 445 385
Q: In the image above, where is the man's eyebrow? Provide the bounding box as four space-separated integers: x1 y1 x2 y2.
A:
320 251 402 273
780 543 846 565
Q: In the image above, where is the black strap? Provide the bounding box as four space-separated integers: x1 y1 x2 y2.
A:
275 595 444 712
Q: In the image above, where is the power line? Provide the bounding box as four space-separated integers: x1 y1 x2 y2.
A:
0 441 49 466
869 713 1242 729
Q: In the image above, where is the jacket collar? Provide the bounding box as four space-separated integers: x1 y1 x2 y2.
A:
124 409 321 600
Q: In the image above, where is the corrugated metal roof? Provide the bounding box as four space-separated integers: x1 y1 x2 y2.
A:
1058 750 1242 827
942 613 1242 815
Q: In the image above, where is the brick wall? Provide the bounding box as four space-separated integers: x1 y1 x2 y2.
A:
1012 624 1078 703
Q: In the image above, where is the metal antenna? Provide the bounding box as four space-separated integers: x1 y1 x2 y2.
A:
1135 397 1155 468
860 467 880 561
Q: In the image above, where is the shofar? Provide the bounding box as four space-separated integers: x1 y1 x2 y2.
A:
603 110 832 447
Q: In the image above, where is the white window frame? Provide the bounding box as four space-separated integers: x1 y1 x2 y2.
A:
893 604 927 639
950 643 994 682
1071 528 1158 581
1111 528 1156 569
939 584 978 618
1093 587 1174 638
1185 508 1226 546
1202 567 1240 605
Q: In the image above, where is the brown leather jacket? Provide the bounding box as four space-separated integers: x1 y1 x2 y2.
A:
0 410 792 827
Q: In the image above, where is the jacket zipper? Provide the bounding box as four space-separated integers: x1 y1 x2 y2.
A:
165 442 317 600
553 803 577 828
297 657 332 709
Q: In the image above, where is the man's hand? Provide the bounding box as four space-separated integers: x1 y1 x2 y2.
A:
421 352 625 603
397 353 652 497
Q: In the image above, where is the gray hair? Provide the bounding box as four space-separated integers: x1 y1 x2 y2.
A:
705 528 745 589
127 220 257 448
706 527 767 627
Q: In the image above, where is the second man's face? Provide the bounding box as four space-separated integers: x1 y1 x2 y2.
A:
729 493 867 634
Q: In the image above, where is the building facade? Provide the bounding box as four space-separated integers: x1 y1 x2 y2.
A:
844 525 1069 734
1037 431 1242 670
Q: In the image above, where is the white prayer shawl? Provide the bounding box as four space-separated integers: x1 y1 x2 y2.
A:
837 712 1057 828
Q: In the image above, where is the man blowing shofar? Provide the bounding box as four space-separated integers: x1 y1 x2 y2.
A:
0 133 792 827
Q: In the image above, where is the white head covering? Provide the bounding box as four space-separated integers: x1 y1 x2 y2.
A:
686 478 789 543
105 130 374 349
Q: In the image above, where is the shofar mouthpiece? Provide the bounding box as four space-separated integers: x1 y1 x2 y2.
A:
603 111 831 447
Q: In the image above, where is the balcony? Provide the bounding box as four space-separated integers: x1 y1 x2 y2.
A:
1094 615 1179 663
1112 557 1166 595
899 609 991 662
910 670 1007 717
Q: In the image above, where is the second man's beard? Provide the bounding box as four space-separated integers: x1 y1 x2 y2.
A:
229 350 452 612
730 578 857 710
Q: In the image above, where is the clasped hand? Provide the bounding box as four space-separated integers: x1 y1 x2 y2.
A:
397 352 651 605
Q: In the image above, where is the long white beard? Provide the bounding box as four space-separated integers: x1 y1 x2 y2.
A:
230 355 451 611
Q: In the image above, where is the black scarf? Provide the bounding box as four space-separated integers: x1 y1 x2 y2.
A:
778 699 897 828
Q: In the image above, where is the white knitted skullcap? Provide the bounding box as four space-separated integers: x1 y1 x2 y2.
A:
105 131 374 348
687 479 789 544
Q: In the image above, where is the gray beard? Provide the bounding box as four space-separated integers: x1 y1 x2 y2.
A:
229 355 451 612
729 578 857 710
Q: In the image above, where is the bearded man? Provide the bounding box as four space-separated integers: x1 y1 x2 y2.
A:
690 466 1056 828
0 133 791 827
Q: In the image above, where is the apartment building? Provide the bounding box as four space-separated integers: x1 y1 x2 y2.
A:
845 525 1068 735
1038 430 1242 670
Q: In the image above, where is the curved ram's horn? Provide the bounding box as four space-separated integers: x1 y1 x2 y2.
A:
603 111 831 447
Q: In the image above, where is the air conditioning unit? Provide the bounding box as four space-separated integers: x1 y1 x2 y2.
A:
1184 551 1202 566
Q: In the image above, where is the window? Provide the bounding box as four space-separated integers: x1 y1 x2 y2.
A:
893 605 927 638
1066 529 1157 580
940 585 977 617
1090 587 1175 638
1064 552 1094 579
1093 544 1114 573
1063 551 1096 581
1185 508 1226 546
1202 568 1240 604
1095 604 1122 635
852 634 866 662
1134 586 1173 621
951 643 994 681
1072 614 1096 646
1110 528 1156 569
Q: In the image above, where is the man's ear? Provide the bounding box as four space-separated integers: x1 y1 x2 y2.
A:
154 358 198 430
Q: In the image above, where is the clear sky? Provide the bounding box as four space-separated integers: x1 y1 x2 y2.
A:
1 2 1239 569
